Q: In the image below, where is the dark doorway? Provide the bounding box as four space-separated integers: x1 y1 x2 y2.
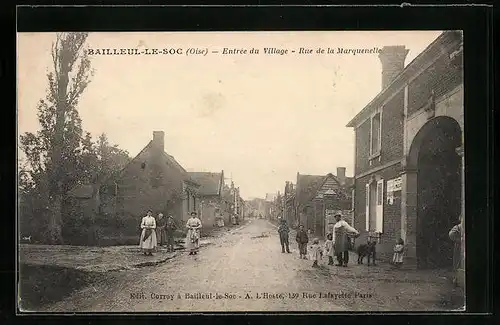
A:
416 117 461 269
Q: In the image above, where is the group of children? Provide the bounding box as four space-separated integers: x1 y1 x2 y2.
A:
295 224 405 268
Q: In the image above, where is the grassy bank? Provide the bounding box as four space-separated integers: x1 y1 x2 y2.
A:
18 264 105 311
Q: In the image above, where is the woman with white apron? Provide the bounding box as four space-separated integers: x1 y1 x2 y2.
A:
185 212 202 255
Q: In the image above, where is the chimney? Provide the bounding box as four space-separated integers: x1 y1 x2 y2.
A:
378 46 409 89
337 167 346 186
152 131 165 153
150 131 165 187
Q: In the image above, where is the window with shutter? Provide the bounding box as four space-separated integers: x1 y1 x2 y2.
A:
376 179 384 233
365 183 370 231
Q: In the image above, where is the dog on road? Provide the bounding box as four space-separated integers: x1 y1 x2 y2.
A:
357 240 377 266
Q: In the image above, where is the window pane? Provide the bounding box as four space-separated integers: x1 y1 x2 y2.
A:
371 113 381 153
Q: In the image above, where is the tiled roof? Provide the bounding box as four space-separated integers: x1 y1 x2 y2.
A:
67 140 199 197
296 173 354 207
295 174 325 207
188 172 222 196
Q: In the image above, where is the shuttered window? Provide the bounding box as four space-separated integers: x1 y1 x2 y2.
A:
365 183 370 231
376 179 384 233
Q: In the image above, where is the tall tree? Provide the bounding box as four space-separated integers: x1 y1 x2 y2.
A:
96 133 130 180
19 32 93 244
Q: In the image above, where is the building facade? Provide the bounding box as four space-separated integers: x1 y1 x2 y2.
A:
295 168 353 237
284 181 296 228
188 171 225 229
346 31 464 286
96 131 200 232
264 193 277 220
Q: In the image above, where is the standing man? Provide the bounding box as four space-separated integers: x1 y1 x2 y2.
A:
333 213 359 267
278 218 291 253
295 224 309 259
165 215 177 252
156 213 167 246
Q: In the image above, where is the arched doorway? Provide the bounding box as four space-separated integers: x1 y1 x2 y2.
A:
408 116 462 269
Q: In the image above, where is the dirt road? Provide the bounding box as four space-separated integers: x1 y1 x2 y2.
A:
44 219 461 312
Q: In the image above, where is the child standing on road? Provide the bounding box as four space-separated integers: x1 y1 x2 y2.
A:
296 224 309 259
324 233 335 265
392 238 405 268
310 238 323 268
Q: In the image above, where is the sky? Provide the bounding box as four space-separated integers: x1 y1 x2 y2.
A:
17 31 442 200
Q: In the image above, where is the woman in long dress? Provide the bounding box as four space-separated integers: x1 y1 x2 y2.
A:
139 210 158 256
333 214 359 267
185 211 202 255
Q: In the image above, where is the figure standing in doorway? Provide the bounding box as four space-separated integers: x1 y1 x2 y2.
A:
392 238 405 268
448 216 462 286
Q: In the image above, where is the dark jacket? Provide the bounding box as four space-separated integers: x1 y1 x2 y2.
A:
166 218 177 235
277 221 289 235
296 229 309 244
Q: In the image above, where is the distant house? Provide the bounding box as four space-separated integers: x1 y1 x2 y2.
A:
283 181 296 227
188 171 225 229
264 193 277 220
221 184 234 224
247 198 267 218
295 168 353 237
68 131 200 239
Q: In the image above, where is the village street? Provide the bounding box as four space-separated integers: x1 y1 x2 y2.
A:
39 218 462 312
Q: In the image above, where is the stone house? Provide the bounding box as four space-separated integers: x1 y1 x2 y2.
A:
294 168 353 237
221 184 235 224
346 31 464 286
188 171 225 229
247 198 267 218
265 193 278 220
69 131 201 239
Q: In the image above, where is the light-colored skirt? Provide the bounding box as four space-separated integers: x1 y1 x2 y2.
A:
216 218 225 227
139 229 158 250
393 252 404 263
186 229 200 252
310 248 322 262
